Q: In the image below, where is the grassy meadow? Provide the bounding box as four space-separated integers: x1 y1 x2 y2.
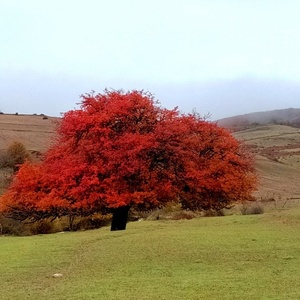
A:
1 208 300 300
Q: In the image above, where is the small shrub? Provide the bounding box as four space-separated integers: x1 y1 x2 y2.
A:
146 203 182 220
0 168 13 189
251 205 264 214
0 215 32 236
3 141 29 171
30 220 54 235
128 210 141 221
146 205 200 221
203 209 225 217
241 204 264 215
169 210 198 220
70 214 111 231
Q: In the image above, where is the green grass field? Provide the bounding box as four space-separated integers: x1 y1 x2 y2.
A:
1 208 300 300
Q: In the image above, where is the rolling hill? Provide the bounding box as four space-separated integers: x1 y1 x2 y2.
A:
0 114 58 194
218 108 300 131
233 124 300 204
0 113 58 153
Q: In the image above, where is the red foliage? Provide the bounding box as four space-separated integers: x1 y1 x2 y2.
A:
0 90 257 221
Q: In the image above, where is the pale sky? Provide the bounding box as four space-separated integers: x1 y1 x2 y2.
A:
1 0 300 120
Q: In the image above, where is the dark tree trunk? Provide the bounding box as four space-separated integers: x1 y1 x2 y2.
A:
110 206 130 231
68 215 75 231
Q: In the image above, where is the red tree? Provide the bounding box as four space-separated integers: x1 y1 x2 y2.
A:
0 90 257 230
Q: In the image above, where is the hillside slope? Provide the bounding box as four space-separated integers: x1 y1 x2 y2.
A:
233 124 300 203
0 114 58 153
0 114 58 194
218 108 300 131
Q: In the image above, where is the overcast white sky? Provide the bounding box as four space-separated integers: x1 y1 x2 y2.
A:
1 0 300 120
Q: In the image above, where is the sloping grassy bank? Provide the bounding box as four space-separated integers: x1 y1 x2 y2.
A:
1 208 300 300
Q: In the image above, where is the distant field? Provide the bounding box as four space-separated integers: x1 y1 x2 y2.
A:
233 124 300 202
1 208 300 299
0 114 58 194
0 114 58 153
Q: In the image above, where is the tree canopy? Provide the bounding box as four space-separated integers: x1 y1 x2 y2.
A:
0 90 257 229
